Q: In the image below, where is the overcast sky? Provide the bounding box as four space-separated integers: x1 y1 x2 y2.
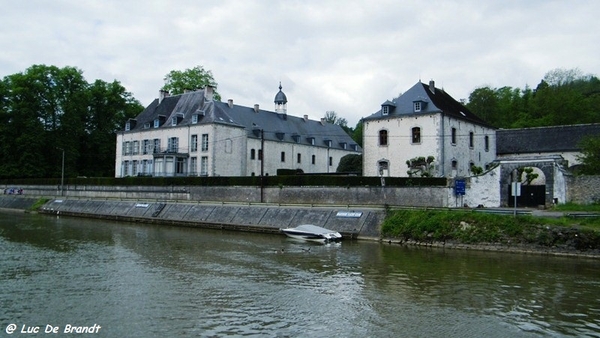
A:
2 0 599 126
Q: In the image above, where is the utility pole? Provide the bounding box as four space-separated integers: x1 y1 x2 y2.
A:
260 129 264 203
59 148 65 196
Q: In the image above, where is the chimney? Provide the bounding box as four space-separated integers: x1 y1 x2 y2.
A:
254 104 259 113
228 99 233 108
205 86 214 101
320 118 325 125
303 115 308 122
429 79 435 93
158 90 169 104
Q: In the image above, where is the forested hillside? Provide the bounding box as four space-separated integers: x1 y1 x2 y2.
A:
466 68 600 129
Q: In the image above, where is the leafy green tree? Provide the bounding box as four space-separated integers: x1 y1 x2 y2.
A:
577 136 600 175
336 154 362 175
0 65 141 178
162 66 221 101
352 120 363 147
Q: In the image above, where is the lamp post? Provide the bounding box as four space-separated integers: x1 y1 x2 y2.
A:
60 148 65 196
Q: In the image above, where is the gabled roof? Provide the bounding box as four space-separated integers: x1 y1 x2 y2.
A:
363 80 494 128
123 89 361 152
497 123 600 155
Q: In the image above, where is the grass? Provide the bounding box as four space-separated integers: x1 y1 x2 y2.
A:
27 198 50 211
551 202 600 212
381 209 600 251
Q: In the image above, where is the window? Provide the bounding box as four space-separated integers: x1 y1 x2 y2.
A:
201 134 209 151
125 122 131 131
451 128 457 144
379 130 388 146
382 106 389 115
132 141 139 155
191 134 198 152
412 127 421 144
281 151 286 162
484 135 489 152
312 155 316 165
171 116 178 126
378 161 389 176
176 158 185 174
142 139 150 154
123 161 129 176
124 141 132 155
414 102 421 112
297 153 301 164
153 139 161 153
307 137 315 145
258 149 263 161
190 157 197 175
167 137 178 153
200 156 208 176
132 160 138 176
192 114 198 124
329 156 333 166
325 140 332 147
250 149 256 160
469 132 474 148
452 160 458 170
154 119 160 128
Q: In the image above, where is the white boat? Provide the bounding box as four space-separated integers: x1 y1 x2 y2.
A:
280 224 342 243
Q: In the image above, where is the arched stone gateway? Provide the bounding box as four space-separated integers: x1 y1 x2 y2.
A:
498 156 567 207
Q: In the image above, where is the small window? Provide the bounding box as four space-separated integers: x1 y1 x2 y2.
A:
258 149 263 161
412 127 421 144
311 155 316 165
382 106 389 115
329 156 333 166
281 151 286 162
125 122 131 131
153 139 161 153
414 102 421 112
297 153 301 163
192 114 198 124
469 132 474 148
379 130 388 146
484 135 489 152
154 119 160 128
250 149 256 160
452 160 458 170
171 117 177 126
451 128 457 144
144 122 150 129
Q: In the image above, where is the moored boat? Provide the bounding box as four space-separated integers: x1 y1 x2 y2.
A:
280 224 342 243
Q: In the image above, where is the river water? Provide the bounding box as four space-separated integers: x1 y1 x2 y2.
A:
1 211 600 337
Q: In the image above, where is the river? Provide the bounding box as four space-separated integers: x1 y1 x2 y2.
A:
1 211 599 337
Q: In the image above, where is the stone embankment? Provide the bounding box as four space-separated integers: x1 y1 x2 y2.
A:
0 195 385 240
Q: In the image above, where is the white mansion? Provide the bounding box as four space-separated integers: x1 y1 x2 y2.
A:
115 84 361 177
362 80 497 177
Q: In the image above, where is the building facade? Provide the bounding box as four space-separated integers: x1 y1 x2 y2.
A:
115 85 361 177
362 80 496 177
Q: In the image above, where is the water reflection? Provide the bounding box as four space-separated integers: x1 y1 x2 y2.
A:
1 212 599 337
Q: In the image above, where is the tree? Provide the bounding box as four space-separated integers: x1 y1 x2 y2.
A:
577 136 600 175
0 65 141 178
336 154 362 175
162 66 221 101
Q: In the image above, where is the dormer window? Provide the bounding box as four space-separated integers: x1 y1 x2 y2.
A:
414 102 421 112
144 122 150 129
125 122 131 131
125 119 136 131
154 119 160 128
171 117 177 126
382 106 389 115
192 114 198 124
413 99 427 112
307 137 315 145
325 139 332 147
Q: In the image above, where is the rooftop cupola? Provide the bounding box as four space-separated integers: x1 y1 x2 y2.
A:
274 82 287 114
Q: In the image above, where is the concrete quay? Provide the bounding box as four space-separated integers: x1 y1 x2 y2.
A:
0 196 386 240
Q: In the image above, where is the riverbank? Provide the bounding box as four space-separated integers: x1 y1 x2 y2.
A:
381 208 600 258
2 195 600 258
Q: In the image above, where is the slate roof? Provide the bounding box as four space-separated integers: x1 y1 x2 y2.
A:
497 123 600 155
363 81 493 128
124 89 360 151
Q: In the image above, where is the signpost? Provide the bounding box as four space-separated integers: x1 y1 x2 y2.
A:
511 182 522 216
455 179 466 207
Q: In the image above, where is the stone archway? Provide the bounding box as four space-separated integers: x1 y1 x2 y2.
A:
499 159 558 207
